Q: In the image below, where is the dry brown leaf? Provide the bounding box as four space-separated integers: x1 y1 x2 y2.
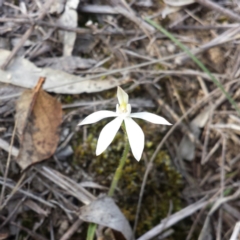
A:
15 77 62 170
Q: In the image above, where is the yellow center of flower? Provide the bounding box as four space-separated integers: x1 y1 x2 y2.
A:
119 102 127 113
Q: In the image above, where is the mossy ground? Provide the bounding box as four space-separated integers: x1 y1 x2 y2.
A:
74 118 183 237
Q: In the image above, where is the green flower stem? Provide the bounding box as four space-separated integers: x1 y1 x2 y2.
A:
86 124 130 240
87 223 97 240
108 125 130 197
145 18 240 116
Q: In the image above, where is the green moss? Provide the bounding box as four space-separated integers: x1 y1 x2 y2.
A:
118 150 182 235
153 63 166 70
74 118 183 237
63 95 74 104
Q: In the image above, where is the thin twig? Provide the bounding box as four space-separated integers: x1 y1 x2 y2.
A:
198 188 240 240
196 0 240 22
217 135 226 239
0 215 48 240
0 123 17 206
0 176 55 208
144 84 201 146
0 196 26 228
134 79 239 233
0 172 26 210
133 158 152 234
1 0 54 70
170 24 240 31
230 222 240 240
59 219 83 240
137 198 212 240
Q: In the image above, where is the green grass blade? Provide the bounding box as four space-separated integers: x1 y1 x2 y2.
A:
145 18 240 115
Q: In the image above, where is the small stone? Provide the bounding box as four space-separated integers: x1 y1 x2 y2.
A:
167 44 176 53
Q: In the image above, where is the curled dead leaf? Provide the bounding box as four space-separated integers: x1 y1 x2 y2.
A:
79 196 133 240
15 77 62 170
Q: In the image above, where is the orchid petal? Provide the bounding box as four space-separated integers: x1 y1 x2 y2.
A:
117 86 129 105
78 111 118 126
130 112 172 125
96 117 123 155
124 117 144 161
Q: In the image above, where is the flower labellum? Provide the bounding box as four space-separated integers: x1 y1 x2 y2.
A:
78 87 171 161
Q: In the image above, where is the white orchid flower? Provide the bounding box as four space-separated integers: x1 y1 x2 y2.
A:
78 87 171 161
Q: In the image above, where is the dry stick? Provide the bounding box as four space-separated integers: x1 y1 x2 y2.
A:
0 123 17 206
133 92 204 235
198 77 231 164
198 187 240 240
113 5 154 36
231 46 240 79
0 215 48 240
177 26 240 65
184 7 218 45
169 78 188 121
138 198 211 240
59 219 83 240
0 17 139 35
170 24 240 31
0 18 89 34
0 196 26 228
0 172 26 211
0 0 54 70
197 76 214 164
186 185 230 240
196 0 240 22
203 138 222 163
201 92 229 164
133 161 151 235
217 135 226 240
201 109 213 164
230 222 240 240
79 2 154 33
144 84 200 146
197 76 229 164
167 6 201 28
201 104 214 165
133 79 239 236
0 138 19 157
0 177 54 208
0 26 34 70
